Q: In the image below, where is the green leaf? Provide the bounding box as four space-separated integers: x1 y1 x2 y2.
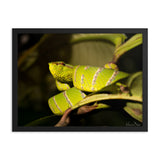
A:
70 33 127 48
69 33 127 66
113 34 143 63
74 93 142 109
124 102 142 122
123 72 143 122
127 71 142 97
70 40 115 66
95 103 110 109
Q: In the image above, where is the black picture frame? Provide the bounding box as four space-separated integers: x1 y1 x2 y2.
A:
12 28 148 132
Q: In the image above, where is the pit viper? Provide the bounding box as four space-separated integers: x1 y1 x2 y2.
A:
48 61 129 115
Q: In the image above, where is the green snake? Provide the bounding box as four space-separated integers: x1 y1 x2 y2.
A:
48 62 129 115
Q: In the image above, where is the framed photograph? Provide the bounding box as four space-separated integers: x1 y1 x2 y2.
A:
12 28 148 131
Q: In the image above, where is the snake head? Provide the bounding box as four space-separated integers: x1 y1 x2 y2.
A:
48 61 73 83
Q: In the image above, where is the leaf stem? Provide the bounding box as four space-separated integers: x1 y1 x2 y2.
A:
113 34 143 63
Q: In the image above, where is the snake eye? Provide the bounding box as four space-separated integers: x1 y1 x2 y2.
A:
60 62 65 66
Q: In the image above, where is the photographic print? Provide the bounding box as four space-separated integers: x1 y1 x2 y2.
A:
12 29 147 131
